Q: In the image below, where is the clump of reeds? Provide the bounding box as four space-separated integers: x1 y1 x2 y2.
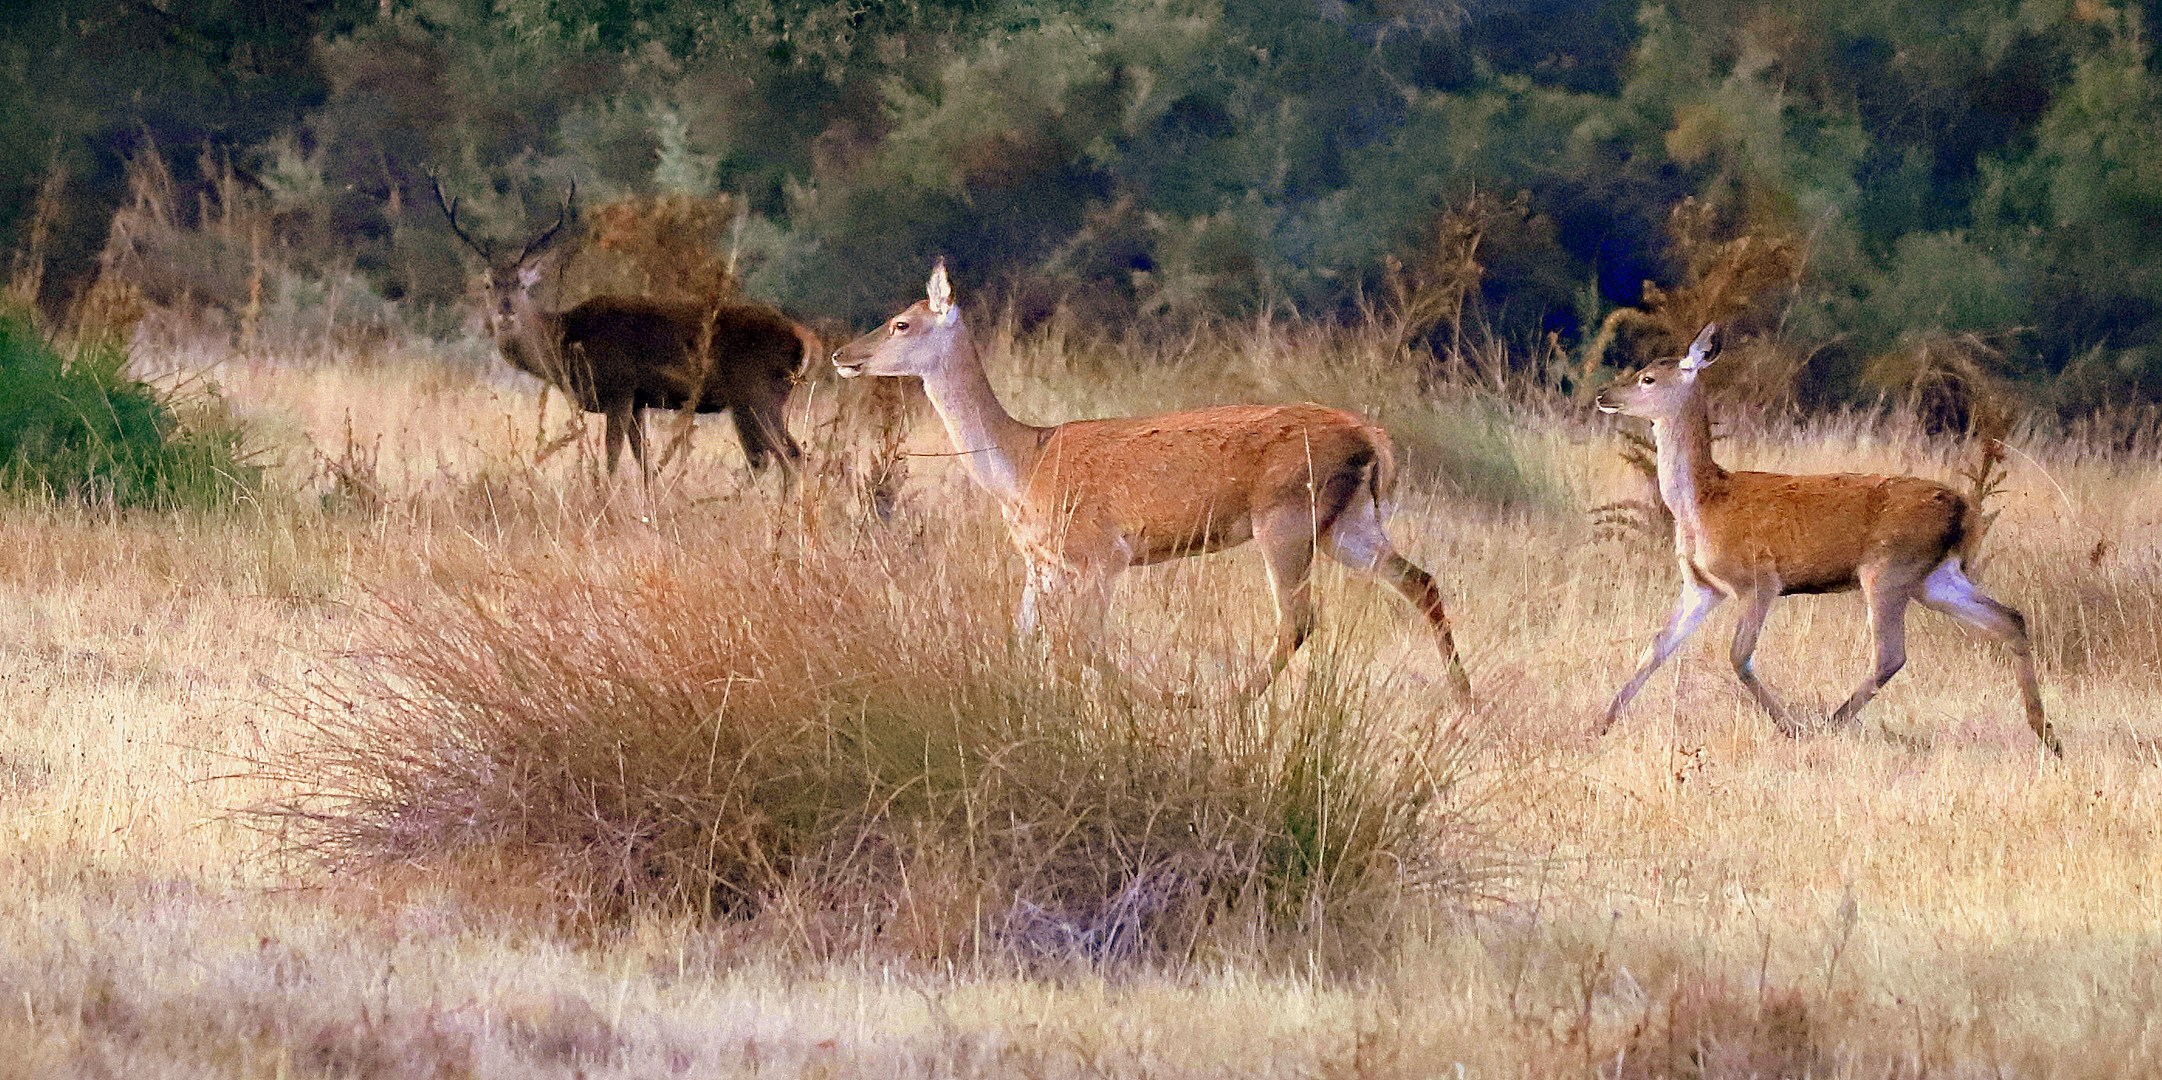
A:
1863 331 2015 439
1589 427 1674 549
1386 191 1506 363
1386 189 1574 391
1577 197 1803 402
1605 976 1824 1080
252 511 1494 967
79 141 270 343
1863 331 2021 569
5 146 67 316
790 367 914 530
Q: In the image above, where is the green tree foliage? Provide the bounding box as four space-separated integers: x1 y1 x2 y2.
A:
15 0 2162 408
1974 20 2162 403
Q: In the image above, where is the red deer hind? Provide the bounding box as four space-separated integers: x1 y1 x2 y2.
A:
1596 325 2060 755
833 260 1473 702
433 180 812 483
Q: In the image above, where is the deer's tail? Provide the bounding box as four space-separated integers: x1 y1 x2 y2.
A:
1362 423 1400 516
1948 433 2007 566
791 323 824 376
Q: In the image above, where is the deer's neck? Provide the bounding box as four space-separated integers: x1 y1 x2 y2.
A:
1652 394 1726 545
497 295 563 379
915 321 1043 505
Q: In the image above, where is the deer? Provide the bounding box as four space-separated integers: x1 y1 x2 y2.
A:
1595 324 2061 755
433 180 813 483
832 260 1473 703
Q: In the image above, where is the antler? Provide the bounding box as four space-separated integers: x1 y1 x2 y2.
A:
429 172 577 267
428 172 493 263
514 181 576 267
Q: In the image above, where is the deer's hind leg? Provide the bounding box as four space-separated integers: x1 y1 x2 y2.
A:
1916 558 2061 756
1827 563 1921 731
1315 487 1472 701
732 403 802 482
1248 506 1321 698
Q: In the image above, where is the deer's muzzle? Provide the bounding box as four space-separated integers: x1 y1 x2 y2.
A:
831 344 869 378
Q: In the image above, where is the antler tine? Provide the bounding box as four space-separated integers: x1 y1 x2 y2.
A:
515 181 577 268
427 171 494 264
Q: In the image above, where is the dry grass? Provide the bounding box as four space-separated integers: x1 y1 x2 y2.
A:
0 312 2156 1076
247 503 1484 964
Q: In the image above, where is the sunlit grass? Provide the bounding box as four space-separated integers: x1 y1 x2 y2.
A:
0 317 2154 1075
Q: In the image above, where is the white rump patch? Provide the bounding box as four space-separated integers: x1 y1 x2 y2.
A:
1321 495 1391 572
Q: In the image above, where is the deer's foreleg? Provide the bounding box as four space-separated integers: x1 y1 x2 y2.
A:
601 400 650 486
1602 577 1725 734
1017 560 1113 639
1728 582 1802 736
1015 561 1065 640
1018 558 1139 694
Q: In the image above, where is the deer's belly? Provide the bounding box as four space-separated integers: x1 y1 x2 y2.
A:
1777 570 1861 595
1004 504 1253 570
1127 518 1255 565
1689 542 1864 597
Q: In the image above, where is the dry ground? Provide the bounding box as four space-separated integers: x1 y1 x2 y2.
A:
0 321 2156 1077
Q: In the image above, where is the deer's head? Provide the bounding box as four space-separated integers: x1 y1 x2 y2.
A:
431 175 574 336
833 260 963 379
477 262 549 336
1597 323 1719 421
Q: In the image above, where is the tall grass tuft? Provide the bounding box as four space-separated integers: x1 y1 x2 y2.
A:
0 307 254 509
254 512 1493 967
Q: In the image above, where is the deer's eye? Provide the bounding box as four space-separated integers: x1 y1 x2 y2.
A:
1640 373 1656 385
893 319 910 332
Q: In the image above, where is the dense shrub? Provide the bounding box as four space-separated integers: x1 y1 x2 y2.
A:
0 310 253 509
30 0 2162 410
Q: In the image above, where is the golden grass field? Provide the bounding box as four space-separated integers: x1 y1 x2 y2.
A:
0 314 2156 1077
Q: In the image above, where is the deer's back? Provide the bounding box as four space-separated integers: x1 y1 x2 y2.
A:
556 298 806 412
1697 471 1964 594
1019 402 1383 567
555 297 705 404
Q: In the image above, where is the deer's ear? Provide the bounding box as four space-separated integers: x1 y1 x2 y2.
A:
927 259 955 321
1680 323 1719 374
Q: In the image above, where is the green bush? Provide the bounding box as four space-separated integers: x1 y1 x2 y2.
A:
0 311 254 509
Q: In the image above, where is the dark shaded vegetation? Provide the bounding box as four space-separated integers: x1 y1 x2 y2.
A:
10 0 2162 412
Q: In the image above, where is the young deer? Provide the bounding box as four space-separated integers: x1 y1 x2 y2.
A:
1596 325 2060 754
435 181 811 482
833 261 1472 701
